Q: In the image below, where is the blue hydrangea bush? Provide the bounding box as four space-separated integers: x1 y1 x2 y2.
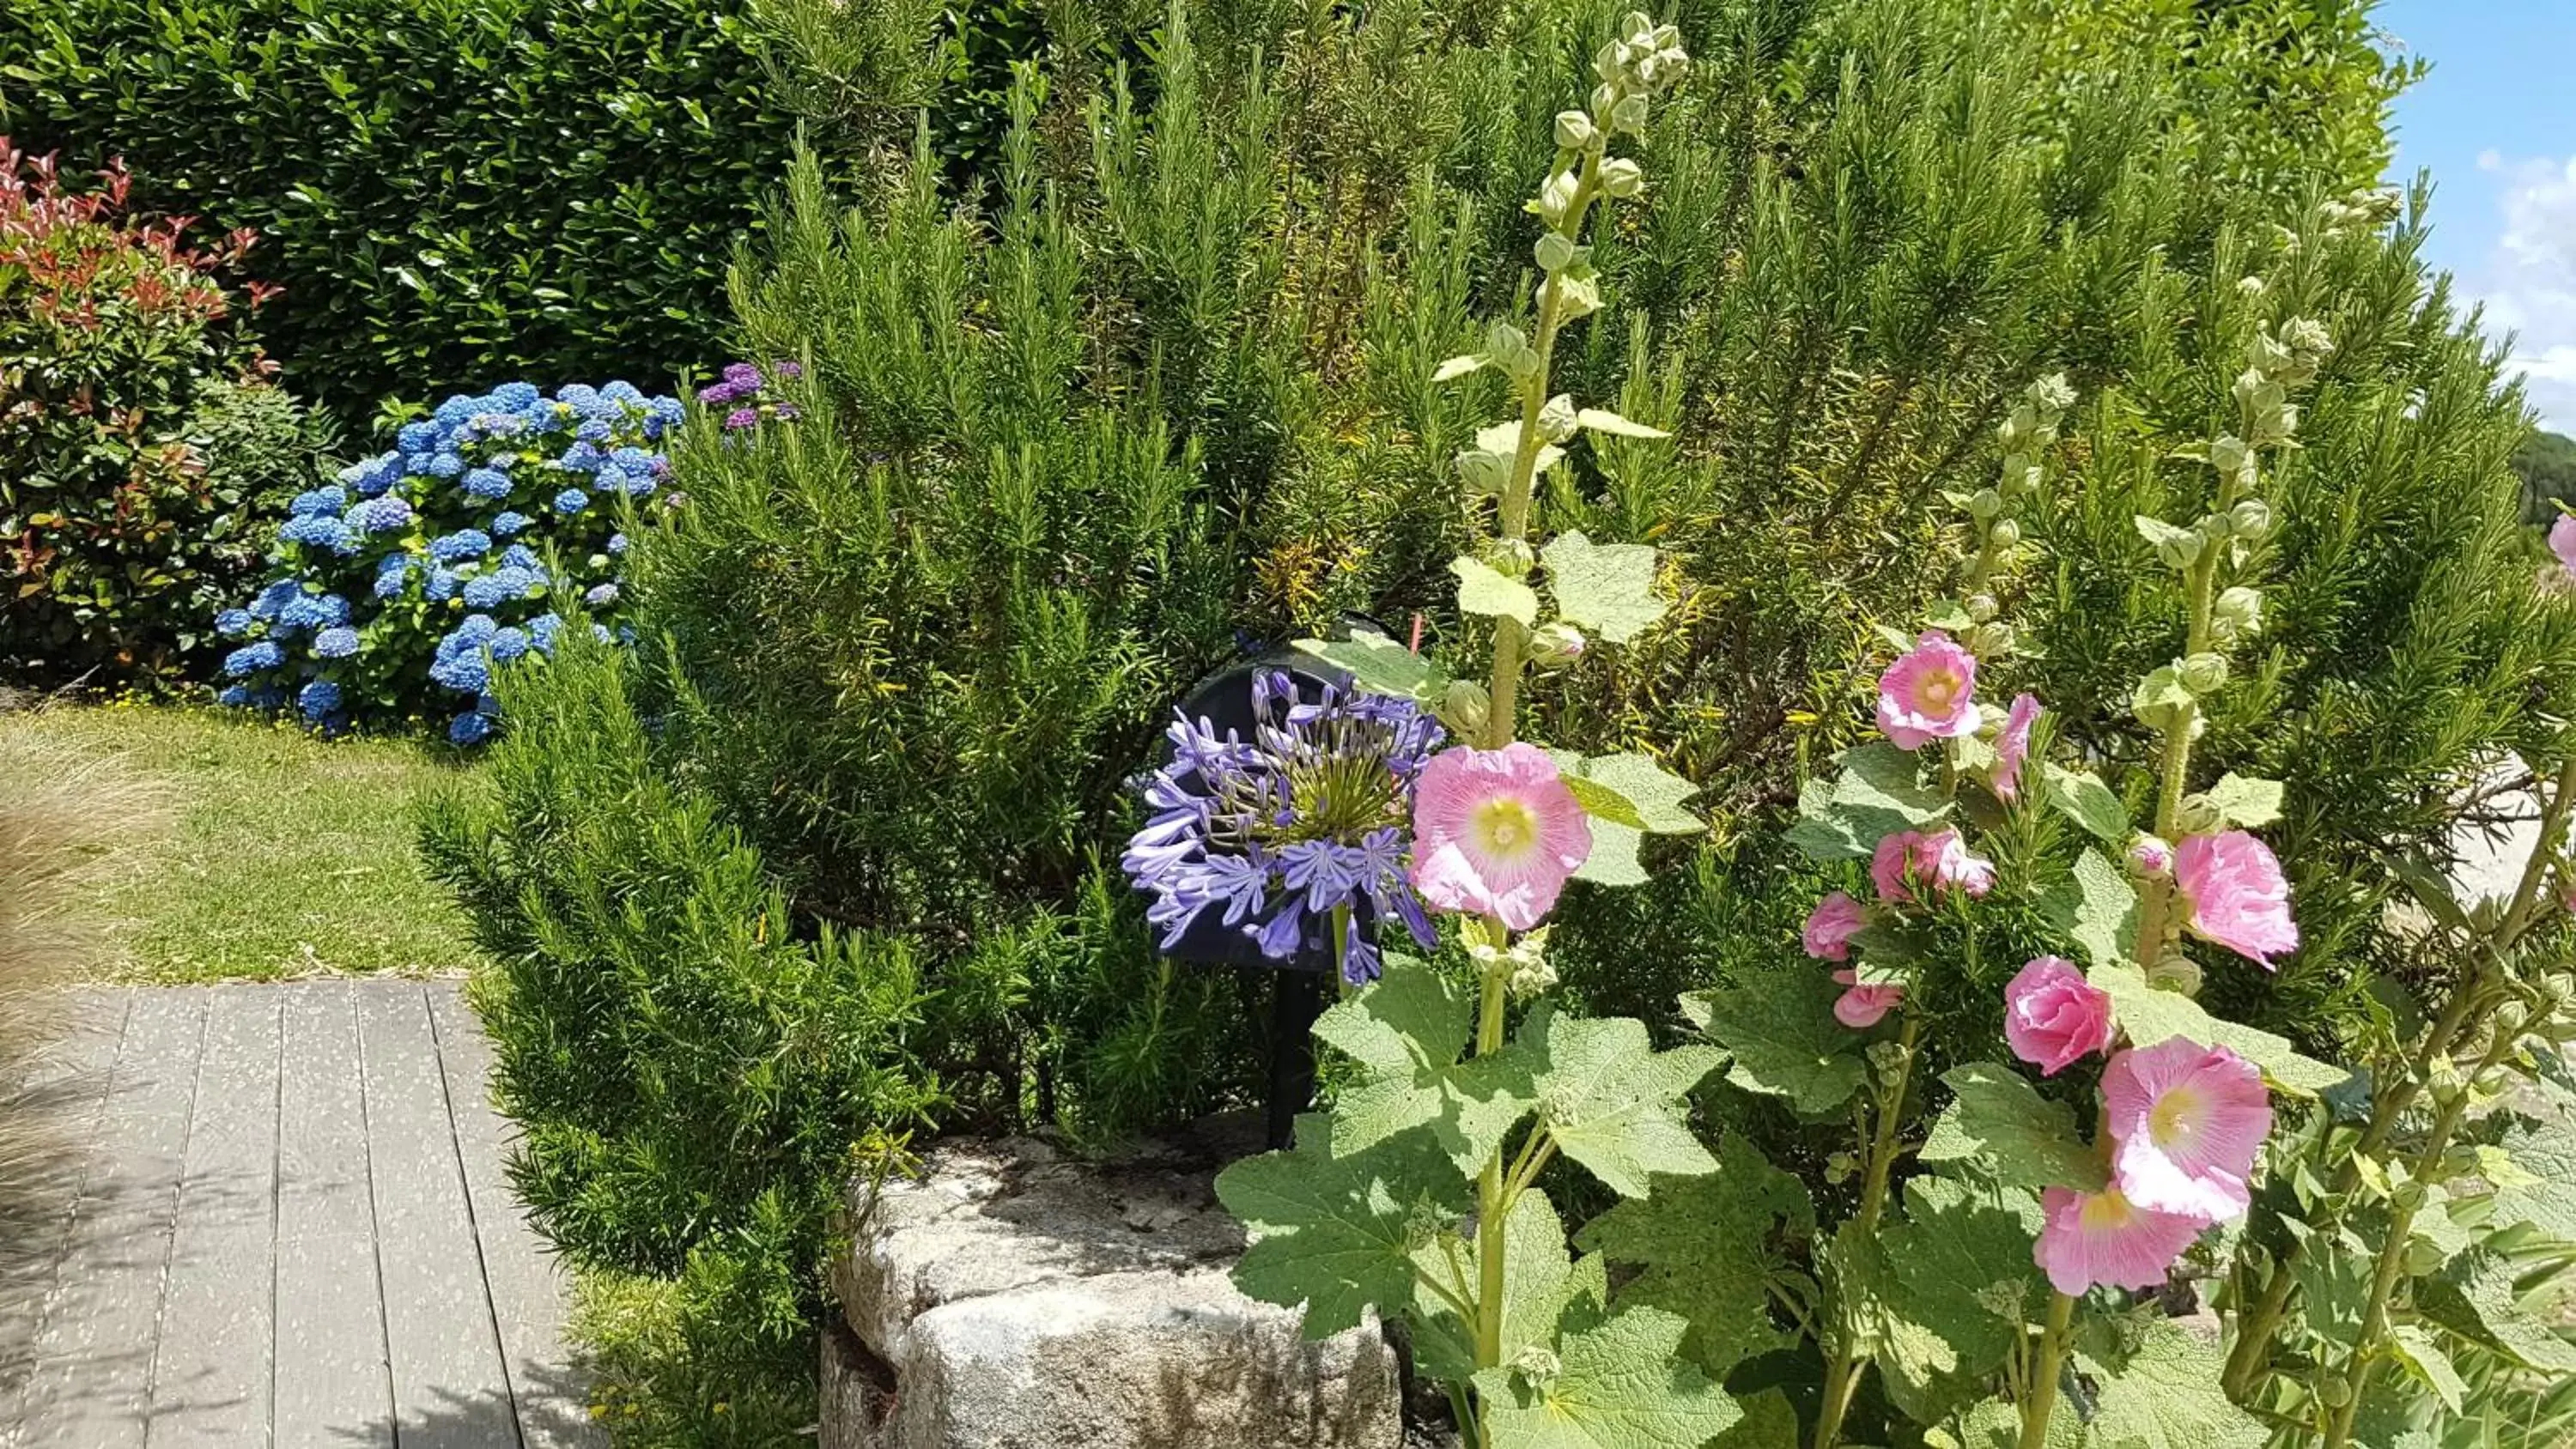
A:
213 381 682 743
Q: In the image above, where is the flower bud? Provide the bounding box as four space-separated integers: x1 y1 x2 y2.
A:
1510 1345 1562 1384
1455 446 1510 496
1487 538 1536 577
1441 679 1490 737
2494 999 2530 1037
2000 463 2042 498
1612 94 1649 136
2152 528 2202 571
1965 622 2015 658
2237 275 2266 297
1599 157 1644 199
2176 793 2224 835
1534 231 1577 273
1531 169 1580 223
1965 593 1999 624
1590 83 1616 118
2147 950 2202 997
1538 393 1579 443
2031 373 2076 415
1967 488 2003 521
2215 585 2265 638
1988 518 2021 549
1554 110 1597 150
2129 834 2174 879
2230 499 2273 540
2178 652 2230 694
2209 433 2250 477
1528 620 1588 667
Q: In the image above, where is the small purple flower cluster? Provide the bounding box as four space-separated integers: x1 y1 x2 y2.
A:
1121 668 1443 984
696 360 802 433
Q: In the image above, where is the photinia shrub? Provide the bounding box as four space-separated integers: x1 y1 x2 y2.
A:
0 138 324 688
212 379 687 742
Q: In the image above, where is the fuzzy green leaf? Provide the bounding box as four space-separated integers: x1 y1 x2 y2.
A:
2037 849 2138 969
2415 1249 2576 1373
1832 743 1952 829
1558 752 1703 835
1575 408 1671 439
1456 555 1541 626
1297 630 1449 704
1577 1132 1814 1378
2087 963 2349 1096
1316 958 1538 1173
2043 763 2129 842
1575 822 1649 886
2083 1320 2267 1449
1491 1188 1590 1365
2201 773 2283 829
1919 1062 2110 1192
1543 531 1667 644
1473 1307 1742 1449
1525 1009 1722 1197
2388 1325 2465 1414
1686 972 1867 1115
2480 1113 2576 1240
1434 353 1488 381
1218 1117 1468 1339
1863 1177 2047 1422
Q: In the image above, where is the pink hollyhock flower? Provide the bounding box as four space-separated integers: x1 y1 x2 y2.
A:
1875 632 1983 750
2003 955 2115 1076
1802 891 1866 961
2174 830 2300 967
1870 828 1996 904
2033 1185 2208 1295
2553 515 2576 581
2102 1040 2272 1223
1832 970 1903 1028
1410 743 1593 931
1991 693 2042 802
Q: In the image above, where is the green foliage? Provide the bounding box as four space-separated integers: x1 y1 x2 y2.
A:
2512 428 2576 525
0 146 325 687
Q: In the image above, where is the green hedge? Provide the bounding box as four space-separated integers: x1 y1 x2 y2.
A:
0 0 800 416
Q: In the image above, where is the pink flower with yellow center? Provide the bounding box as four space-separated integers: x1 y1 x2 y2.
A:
1409 743 1593 931
2101 1039 2271 1223
1991 693 2042 802
1876 631 1983 750
1831 970 1903 1028
2174 830 2300 968
1869 828 1995 904
1802 891 1866 961
2002 955 2114 1076
2032 1185 2208 1295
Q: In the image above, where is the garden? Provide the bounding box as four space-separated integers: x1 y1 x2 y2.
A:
4 0 2575 1445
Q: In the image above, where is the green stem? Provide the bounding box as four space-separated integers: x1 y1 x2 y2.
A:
2019 1292 2077 1449
1812 1013 1923 1449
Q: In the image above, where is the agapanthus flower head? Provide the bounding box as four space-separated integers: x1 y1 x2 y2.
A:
2552 514 2576 581
2174 830 2299 967
2003 955 2114 1076
1802 891 1865 961
1869 827 1995 903
2033 1185 2208 1295
2101 1039 2271 1222
1411 742 1594 931
1123 668 1445 984
1831 970 1902 1028
1876 631 1982 749
1991 693 2041 801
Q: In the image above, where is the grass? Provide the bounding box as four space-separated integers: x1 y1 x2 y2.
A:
0 701 483 982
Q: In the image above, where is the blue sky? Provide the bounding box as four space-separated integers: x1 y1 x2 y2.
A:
2380 0 2576 429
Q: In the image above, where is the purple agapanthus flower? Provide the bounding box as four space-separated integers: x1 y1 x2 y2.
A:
1121 667 1443 985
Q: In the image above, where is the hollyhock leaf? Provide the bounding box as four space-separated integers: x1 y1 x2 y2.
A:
2202 773 2284 829
1786 779 1878 860
1317 958 1538 1173
1433 353 1488 382
1832 743 1952 831
1558 752 1703 834
2038 849 2138 968
1492 1188 1581 1366
2287 1223 2372 1337
1703 1391 1800 1449
1525 1011 1722 1197
1543 531 1667 644
1576 1132 1814 1377
1455 555 1542 626
1473 1307 1741 1449
1921 1063 2110 1191
1865 1177 2047 1422
1574 821 1649 886
1574 407 1671 440
2085 964 2349 1095
1218 1115 1468 1339
2081 1321 2266 1449
1315 957 1468 1076
1297 630 1450 705
2413 1249 2576 1373
2388 1325 2466 1414
2042 763 2129 842
2479 1114 2576 1240
1687 972 1868 1114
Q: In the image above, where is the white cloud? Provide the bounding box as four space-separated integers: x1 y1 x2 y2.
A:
2464 155 2576 431
2478 147 2503 172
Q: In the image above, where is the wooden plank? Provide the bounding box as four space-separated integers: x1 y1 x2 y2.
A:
149 987 283 1447
357 979 521 1449
275 979 394 1449
0 990 130 1422
429 983 603 1449
13 988 209 1449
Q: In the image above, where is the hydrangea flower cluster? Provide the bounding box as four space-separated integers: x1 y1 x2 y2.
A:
696 360 801 433
1122 666 1446 985
214 380 681 742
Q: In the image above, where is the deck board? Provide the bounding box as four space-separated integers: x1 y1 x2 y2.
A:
0 991 130 1418
275 979 394 1449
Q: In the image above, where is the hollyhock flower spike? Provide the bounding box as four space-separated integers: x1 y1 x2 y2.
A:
1875 631 1982 749
1831 971 1902 1029
2002 956 2114 1076
2033 1185 2208 1295
1991 693 2041 801
1870 828 1996 904
2101 1039 2272 1222
2174 830 2300 967
1803 891 1866 961
1411 743 1594 931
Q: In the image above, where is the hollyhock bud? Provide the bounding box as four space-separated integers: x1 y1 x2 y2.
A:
1554 110 1598 149
1487 538 1536 576
2003 956 2115 1076
2215 586 2264 638
1441 679 1492 737
2146 950 2202 997
1535 232 1577 273
1990 692 2041 802
1538 393 1579 442
1965 622 2015 658
1802 891 1866 961
1871 828 1995 903
1967 488 2004 521
1965 593 1999 623
2174 794 2224 835
1989 518 2021 548
1832 970 1903 1029
1528 621 1588 667
2178 652 2230 694
2129 834 2175 879
2230 499 2273 540
1599 157 1644 198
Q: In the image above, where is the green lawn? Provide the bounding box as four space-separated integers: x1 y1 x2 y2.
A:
0 703 483 982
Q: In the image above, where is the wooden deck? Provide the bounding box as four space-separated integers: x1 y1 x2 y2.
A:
0 979 600 1449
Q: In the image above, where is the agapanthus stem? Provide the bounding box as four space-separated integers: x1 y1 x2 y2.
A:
1813 1012 1922 1449
2018 1290 2077 1449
